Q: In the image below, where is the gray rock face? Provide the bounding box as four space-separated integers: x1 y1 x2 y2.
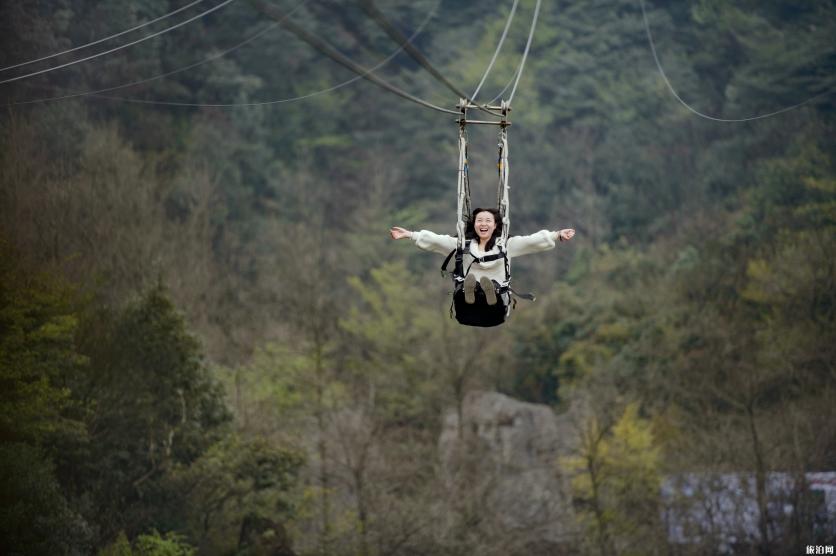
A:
438 391 578 548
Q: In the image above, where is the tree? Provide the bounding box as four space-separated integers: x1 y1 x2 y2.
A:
0 443 91 556
75 285 230 543
0 240 92 554
98 530 197 556
170 435 303 555
560 403 663 555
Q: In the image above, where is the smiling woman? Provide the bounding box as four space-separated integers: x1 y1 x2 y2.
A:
390 207 574 319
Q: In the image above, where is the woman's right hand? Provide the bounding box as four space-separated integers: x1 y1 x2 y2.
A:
557 228 575 242
390 226 412 240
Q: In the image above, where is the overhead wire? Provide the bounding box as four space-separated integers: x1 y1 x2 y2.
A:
55 0 440 108
470 0 520 101
507 0 541 103
0 0 238 86
249 0 458 115
9 0 311 106
639 0 834 122
481 0 539 105
10 0 535 115
0 0 208 73
357 0 502 117
489 68 518 105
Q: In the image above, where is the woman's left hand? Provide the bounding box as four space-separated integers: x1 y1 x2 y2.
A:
390 226 412 240
558 229 575 242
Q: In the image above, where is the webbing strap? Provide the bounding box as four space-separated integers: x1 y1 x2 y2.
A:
472 252 506 264
441 240 508 279
497 125 510 246
456 103 471 253
496 115 511 282
464 252 507 279
441 248 457 277
508 287 536 301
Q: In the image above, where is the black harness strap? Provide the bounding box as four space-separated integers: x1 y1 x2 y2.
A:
440 248 456 277
508 287 535 301
440 241 534 301
441 240 506 278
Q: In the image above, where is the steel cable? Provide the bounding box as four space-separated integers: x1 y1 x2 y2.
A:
489 70 517 105
471 0 520 101
250 0 458 115
0 0 208 73
9 0 311 106
40 0 439 109
357 0 501 117
507 0 541 103
0 0 238 86
639 0 834 122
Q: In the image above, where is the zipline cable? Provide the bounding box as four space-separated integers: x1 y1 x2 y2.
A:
54 0 440 108
357 0 501 117
0 0 237 86
507 0 541 103
482 0 538 105
471 0 520 101
0 0 208 73
639 0 834 122
249 0 458 115
489 68 518 104
9 0 311 106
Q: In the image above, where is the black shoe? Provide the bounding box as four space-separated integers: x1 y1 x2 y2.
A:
480 276 497 306
463 274 477 304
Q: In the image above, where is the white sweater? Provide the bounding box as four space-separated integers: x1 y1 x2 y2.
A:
412 229 558 283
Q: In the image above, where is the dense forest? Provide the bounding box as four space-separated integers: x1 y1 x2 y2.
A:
1 0 834 554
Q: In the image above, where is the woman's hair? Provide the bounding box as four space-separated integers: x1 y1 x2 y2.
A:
465 207 503 250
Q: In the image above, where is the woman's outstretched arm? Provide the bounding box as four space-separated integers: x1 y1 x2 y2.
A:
506 228 575 257
390 227 457 255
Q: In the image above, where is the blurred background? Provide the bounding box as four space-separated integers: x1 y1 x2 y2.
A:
1 0 834 554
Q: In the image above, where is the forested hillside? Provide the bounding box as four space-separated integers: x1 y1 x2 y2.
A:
1 0 834 554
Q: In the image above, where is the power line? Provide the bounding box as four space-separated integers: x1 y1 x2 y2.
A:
471 0 520 101
507 0 541 103
250 0 458 115
60 0 440 109
357 0 501 117
0 0 208 73
9 0 311 106
0 0 237 86
639 0 834 123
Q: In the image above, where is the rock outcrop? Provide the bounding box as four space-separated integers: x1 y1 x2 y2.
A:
438 391 578 550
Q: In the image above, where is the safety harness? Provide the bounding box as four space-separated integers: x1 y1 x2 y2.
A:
441 100 534 327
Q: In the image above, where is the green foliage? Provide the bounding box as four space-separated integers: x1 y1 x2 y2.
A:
512 243 657 404
228 340 346 430
0 251 236 553
99 532 133 556
171 435 303 550
74 285 231 542
133 531 197 556
98 530 197 556
0 443 91 555
104 285 230 462
560 404 662 555
341 261 443 425
0 242 87 445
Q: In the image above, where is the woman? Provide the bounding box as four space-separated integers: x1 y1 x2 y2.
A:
390 208 575 306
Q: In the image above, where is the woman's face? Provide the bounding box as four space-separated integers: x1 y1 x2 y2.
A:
473 211 497 242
